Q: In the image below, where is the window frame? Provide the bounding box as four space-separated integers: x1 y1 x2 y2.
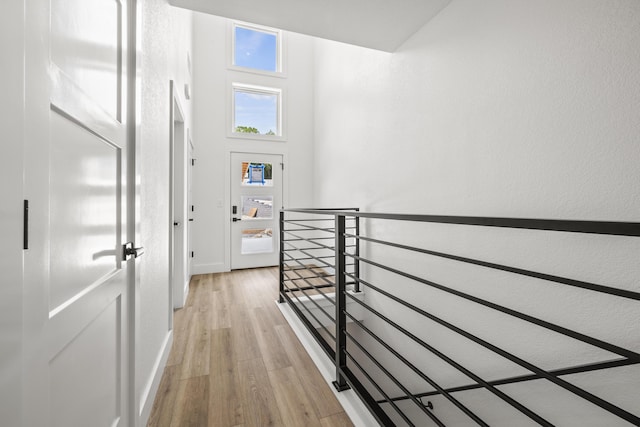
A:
229 82 285 141
229 21 285 77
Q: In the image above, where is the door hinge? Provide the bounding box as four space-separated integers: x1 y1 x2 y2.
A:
191 159 195 166
280 162 284 170
23 200 29 250
191 251 194 258
191 205 194 212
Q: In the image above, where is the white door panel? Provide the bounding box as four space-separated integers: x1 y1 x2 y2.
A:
49 113 120 311
24 0 133 425
230 153 283 270
49 298 122 427
51 0 121 120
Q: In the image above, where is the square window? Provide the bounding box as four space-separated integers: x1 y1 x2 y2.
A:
232 84 281 137
240 162 274 186
241 228 273 254
233 23 280 73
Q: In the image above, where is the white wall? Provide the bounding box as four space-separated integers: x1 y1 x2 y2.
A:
312 0 640 425
191 13 315 274
0 1 24 425
137 1 192 423
313 0 640 220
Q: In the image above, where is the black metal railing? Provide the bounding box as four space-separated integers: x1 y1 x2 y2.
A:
278 208 640 426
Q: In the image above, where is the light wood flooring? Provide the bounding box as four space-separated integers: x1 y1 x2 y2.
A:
147 267 354 427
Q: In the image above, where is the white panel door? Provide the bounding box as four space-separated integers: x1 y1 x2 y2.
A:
24 0 133 425
230 153 283 269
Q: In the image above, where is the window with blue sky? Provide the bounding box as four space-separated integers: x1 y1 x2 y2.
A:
233 84 281 136
233 24 279 73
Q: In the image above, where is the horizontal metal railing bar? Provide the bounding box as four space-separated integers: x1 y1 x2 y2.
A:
381 358 640 404
283 272 333 280
282 284 335 293
282 278 357 291
285 231 336 251
283 230 336 235
282 280 336 341
282 263 332 271
282 274 335 290
345 233 640 301
282 251 335 268
343 290 559 426
284 236 336 242
343 348 420 427
282 252 336 275
283 254 335 262
349 254 640 361
283 244 335 252
282 262 337 306
286 207 361 211
344 279 640 425
284 222 337 233
338 366 397 427
283 221 356 233
285 246 335 270
344 320 488 426
284 278 335 298
279 289 337 355
283 209 640 236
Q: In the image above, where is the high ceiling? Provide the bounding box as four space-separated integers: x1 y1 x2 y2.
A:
169 0 452 52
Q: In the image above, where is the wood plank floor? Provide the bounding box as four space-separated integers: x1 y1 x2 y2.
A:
147 267 354 427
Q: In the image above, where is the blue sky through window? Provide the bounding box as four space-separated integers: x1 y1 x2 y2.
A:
234 89 279 135
234 26 278 72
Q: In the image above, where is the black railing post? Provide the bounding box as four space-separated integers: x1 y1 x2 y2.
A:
278 210 285 303
333 214 350 391
354 210 361 292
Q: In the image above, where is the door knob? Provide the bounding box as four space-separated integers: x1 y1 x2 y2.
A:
232 217 242 222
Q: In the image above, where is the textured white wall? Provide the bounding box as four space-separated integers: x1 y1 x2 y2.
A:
0 1 24 425
138 0 192 422
314 0 640 220
191 13 315 273
312 0 640 424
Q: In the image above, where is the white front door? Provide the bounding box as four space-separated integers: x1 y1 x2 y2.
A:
230 153 283 269
23 0 134 425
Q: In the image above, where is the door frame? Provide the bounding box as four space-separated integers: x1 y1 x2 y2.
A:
170 80 189 308
225 150 288 271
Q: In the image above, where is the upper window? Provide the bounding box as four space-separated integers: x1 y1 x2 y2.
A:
233 23 281 73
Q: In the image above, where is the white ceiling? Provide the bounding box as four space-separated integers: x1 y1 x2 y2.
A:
169 0 452 52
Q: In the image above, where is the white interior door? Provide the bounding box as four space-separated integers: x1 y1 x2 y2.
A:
23 0 134 425
230 153 283 269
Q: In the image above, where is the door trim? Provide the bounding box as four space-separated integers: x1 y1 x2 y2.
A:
170 80 188 308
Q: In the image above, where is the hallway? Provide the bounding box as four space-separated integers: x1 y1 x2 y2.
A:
147 268 353 427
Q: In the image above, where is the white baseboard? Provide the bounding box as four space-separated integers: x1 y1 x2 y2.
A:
138 331 173 426
183 278 190 306
191 262 226 275
276 301 378 427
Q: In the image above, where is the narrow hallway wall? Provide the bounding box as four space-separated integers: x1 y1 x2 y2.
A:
311 1 640 424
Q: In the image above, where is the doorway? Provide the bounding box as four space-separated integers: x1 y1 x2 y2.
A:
170 82 189 308
230 152 283 269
